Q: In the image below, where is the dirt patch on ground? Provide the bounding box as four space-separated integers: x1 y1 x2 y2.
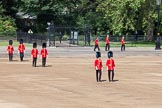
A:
0 56 162 108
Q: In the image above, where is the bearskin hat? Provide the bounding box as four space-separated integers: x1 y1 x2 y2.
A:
20 39 23 44
108 51 113 58
96 51 101 58
9 40 13 45
33 42 37 48
42 43 46 48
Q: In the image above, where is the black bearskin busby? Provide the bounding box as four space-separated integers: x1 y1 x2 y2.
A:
108 51 113 58
42 43 46 48
33 42 37 48
96 51 101 58
9 40 13 45
20 39 23 44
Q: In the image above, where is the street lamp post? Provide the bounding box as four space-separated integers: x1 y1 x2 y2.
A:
28 29 33 43
155 0 161 50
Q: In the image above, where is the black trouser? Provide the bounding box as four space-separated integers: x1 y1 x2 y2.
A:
8 53 13 61
94 45 100 51
42 57 46 67
59 38 62 43
108 70 114 82
32 58 37 67
121 44 125 51
105 44 110 51
96 70 102 82
20 52 24 61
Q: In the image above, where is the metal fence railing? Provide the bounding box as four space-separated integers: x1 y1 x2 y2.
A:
15 30 162 47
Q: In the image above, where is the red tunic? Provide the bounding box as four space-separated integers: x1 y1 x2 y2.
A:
121 38 125 45
31 48 38 58
94 38 98 45
40 48 48 58
106 59 115 70
106 36 110 44
18 44 25 53
7 45 14 54
94 59 103 70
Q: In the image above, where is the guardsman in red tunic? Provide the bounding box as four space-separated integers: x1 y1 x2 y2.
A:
105 35 110 51
31 43 38 67
7 40 14 61
121 36 125 51
40 43 48 67
106 51 115 82
94 37 100 51
94 52 103 82
18 39 25 61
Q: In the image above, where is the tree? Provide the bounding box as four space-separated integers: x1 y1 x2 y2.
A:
0 2 17 37
97 0 146 35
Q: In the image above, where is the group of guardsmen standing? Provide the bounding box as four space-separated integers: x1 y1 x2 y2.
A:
94 35 125 52
7 39 48 67
6 35 122 82
94 35 121 82
94 51 115 82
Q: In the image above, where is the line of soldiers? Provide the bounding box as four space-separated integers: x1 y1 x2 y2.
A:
94 35 125 51
94 51 115 82
7 39 48 67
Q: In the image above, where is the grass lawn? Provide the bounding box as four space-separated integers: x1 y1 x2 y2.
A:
0 40 158 47
0 41 33 47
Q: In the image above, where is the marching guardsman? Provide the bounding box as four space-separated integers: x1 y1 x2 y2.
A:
106 51 115 82
40 43 48 67
31 43 38 67
94 51 103 82
18 39 25 61
7 40 14 61
121 36 125 51
94 37 100 51
105 35 110 51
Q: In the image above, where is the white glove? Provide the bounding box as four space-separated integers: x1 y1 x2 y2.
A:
107 66 109 71
95 66 98 70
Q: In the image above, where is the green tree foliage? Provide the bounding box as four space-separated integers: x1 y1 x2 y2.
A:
97 0 146 35
0 2 17 37
97 0 160 39
0 0 161 39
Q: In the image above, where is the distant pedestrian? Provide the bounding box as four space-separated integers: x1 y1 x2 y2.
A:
94 37 100 51
18 39 25 61
105 35 110 51
59 32 62 44
31 43 38 67
121 36 125 51
7 40 14 61
40 43 48 67
94 51 103 82
106 51 115 82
